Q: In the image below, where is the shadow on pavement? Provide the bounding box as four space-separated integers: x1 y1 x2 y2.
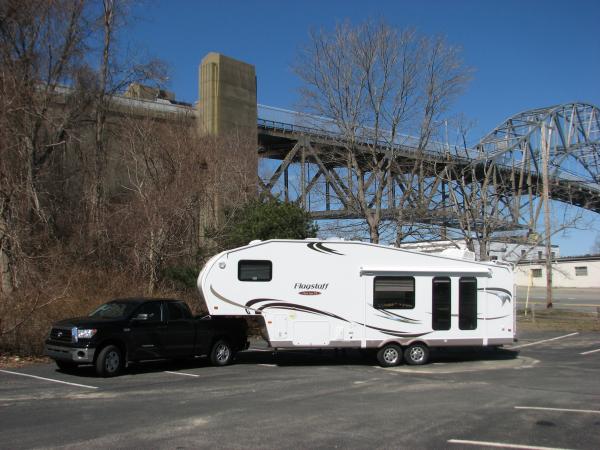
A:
52 346 519 377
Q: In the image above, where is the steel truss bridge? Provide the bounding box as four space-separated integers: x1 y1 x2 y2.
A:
256 102 600 235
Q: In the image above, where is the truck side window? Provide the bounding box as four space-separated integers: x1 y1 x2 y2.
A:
432 277 451 330
166 302 183 320
459 277 477 330
374 276 415 309
238 260 272 282
135 302 162 323
166 302 191 320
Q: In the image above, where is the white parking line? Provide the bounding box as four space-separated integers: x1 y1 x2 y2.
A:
515 406 600 414
0 369 98 389
258 364 277 367
511 332 578 349
164 371 199 378
580 348 600 355
448 439 572 449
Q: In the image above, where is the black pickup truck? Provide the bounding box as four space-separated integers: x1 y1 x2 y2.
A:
44 298 248 377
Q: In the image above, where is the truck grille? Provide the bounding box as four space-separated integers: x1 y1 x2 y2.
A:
50 327 72 343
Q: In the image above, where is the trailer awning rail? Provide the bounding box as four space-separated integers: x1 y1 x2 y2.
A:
360 267 493 276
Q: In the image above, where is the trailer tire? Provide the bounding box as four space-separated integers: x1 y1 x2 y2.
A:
210 339 234 366
95 344 123 377
404 343 429 365
376 344 403 367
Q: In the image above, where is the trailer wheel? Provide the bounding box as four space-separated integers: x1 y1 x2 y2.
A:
404 343 429 365
95 344 123 377
210 339 233 366
376 344 403 367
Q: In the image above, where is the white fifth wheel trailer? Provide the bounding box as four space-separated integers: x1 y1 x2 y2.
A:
197 239 515 366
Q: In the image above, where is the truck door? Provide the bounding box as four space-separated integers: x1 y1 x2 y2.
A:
129 302 167 360
163 302 196 357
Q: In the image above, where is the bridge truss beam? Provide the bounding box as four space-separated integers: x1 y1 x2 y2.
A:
257 102 600 241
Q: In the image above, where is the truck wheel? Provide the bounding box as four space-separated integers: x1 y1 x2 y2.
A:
210 339 233 366
404 343 429 365
56 361 78 371
95 345 123 377
377 343 403 367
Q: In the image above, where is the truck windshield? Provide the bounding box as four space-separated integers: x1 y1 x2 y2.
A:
89 302 138 319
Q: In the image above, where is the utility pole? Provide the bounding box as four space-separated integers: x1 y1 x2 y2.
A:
541 123 553 309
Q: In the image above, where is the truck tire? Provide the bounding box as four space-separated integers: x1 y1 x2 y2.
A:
210 339 234 366
95 344 123 377
376 343 403 367
56 361 78 371
404 343 429 365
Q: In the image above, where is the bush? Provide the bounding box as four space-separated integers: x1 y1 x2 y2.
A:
218 199 318 249
163 266 199 290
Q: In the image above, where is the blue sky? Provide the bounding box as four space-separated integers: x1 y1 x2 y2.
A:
127 0 600 255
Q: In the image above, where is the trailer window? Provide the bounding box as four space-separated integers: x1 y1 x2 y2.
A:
459 277 477 330
432 277 451 330
238 260 272 282
374 277 415 309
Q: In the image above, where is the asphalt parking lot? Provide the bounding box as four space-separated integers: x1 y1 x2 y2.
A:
1 331 599 449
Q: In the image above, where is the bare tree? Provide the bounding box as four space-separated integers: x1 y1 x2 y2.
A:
294 20 470 243
86 0 167 243
0 0 89 293
114 116 256 293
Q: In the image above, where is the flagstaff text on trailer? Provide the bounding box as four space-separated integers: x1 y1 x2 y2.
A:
294 283 329 290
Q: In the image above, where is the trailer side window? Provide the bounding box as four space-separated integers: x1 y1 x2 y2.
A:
459 277 477 330
238 260 272 282
432 277 451 330
374 276 415 310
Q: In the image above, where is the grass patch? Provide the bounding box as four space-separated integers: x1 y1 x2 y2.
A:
517 308 600 332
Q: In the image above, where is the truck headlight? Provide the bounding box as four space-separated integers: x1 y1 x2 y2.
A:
72 328 97 342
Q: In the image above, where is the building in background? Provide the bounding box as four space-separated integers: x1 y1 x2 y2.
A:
400 239 600 288
515 255 600 288
399 239 559 263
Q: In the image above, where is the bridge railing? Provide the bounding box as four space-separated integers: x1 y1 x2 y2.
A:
257 104 477 162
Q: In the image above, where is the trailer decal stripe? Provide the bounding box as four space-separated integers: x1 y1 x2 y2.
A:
210 286 259 313
259 305 337 320
479 287 512 306
316 242 344 255
246 298 276 308
479 287 512 296
480 314 510 320
306 242 345 256
371 306 421 324
257 302 350 322
359 323 430 338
